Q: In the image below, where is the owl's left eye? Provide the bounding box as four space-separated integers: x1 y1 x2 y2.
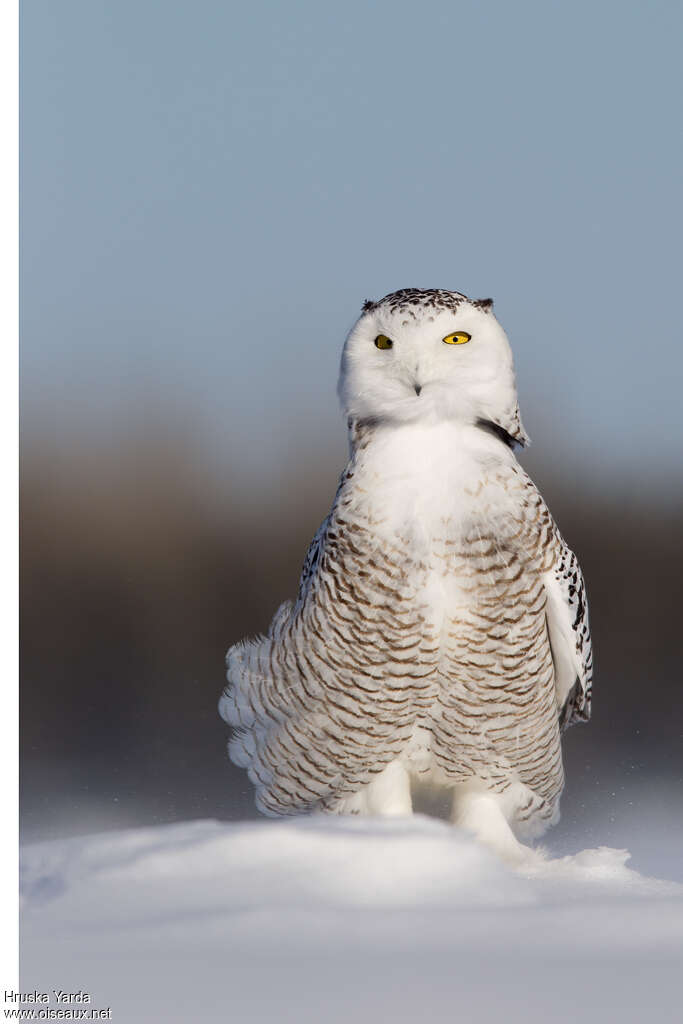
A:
443 332 471 345
374 334 393 350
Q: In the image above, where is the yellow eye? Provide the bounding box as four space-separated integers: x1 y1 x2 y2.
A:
374 334 393 350
443 331 471 345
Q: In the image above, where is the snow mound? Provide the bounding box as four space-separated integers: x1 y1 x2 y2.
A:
21 817 683 1024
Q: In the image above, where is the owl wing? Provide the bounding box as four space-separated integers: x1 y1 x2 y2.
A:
543 539 593 730
296 517 328 604
220 481 429 816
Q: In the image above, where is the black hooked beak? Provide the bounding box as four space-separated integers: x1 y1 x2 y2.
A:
414 384 422 396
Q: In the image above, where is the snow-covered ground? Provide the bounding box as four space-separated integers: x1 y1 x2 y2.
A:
21 816 683 1024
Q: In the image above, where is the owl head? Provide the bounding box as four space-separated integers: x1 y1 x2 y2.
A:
338 288 529 447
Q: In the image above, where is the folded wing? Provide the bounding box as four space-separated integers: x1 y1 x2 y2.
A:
543 541 593 730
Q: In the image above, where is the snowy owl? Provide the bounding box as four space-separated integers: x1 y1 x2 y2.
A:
219 288 592 861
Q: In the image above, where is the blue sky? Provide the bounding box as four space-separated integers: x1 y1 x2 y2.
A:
21 0 683 492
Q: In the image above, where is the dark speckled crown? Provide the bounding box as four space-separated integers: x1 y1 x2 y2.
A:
362 289 493 317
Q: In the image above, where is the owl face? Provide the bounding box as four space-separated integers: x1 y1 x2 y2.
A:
338 289 527 445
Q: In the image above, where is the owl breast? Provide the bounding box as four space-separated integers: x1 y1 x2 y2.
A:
341 421 564 823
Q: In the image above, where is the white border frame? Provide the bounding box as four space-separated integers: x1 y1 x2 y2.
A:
1 0 19 992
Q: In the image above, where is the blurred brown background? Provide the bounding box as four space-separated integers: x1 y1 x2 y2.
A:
21 425 683 870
